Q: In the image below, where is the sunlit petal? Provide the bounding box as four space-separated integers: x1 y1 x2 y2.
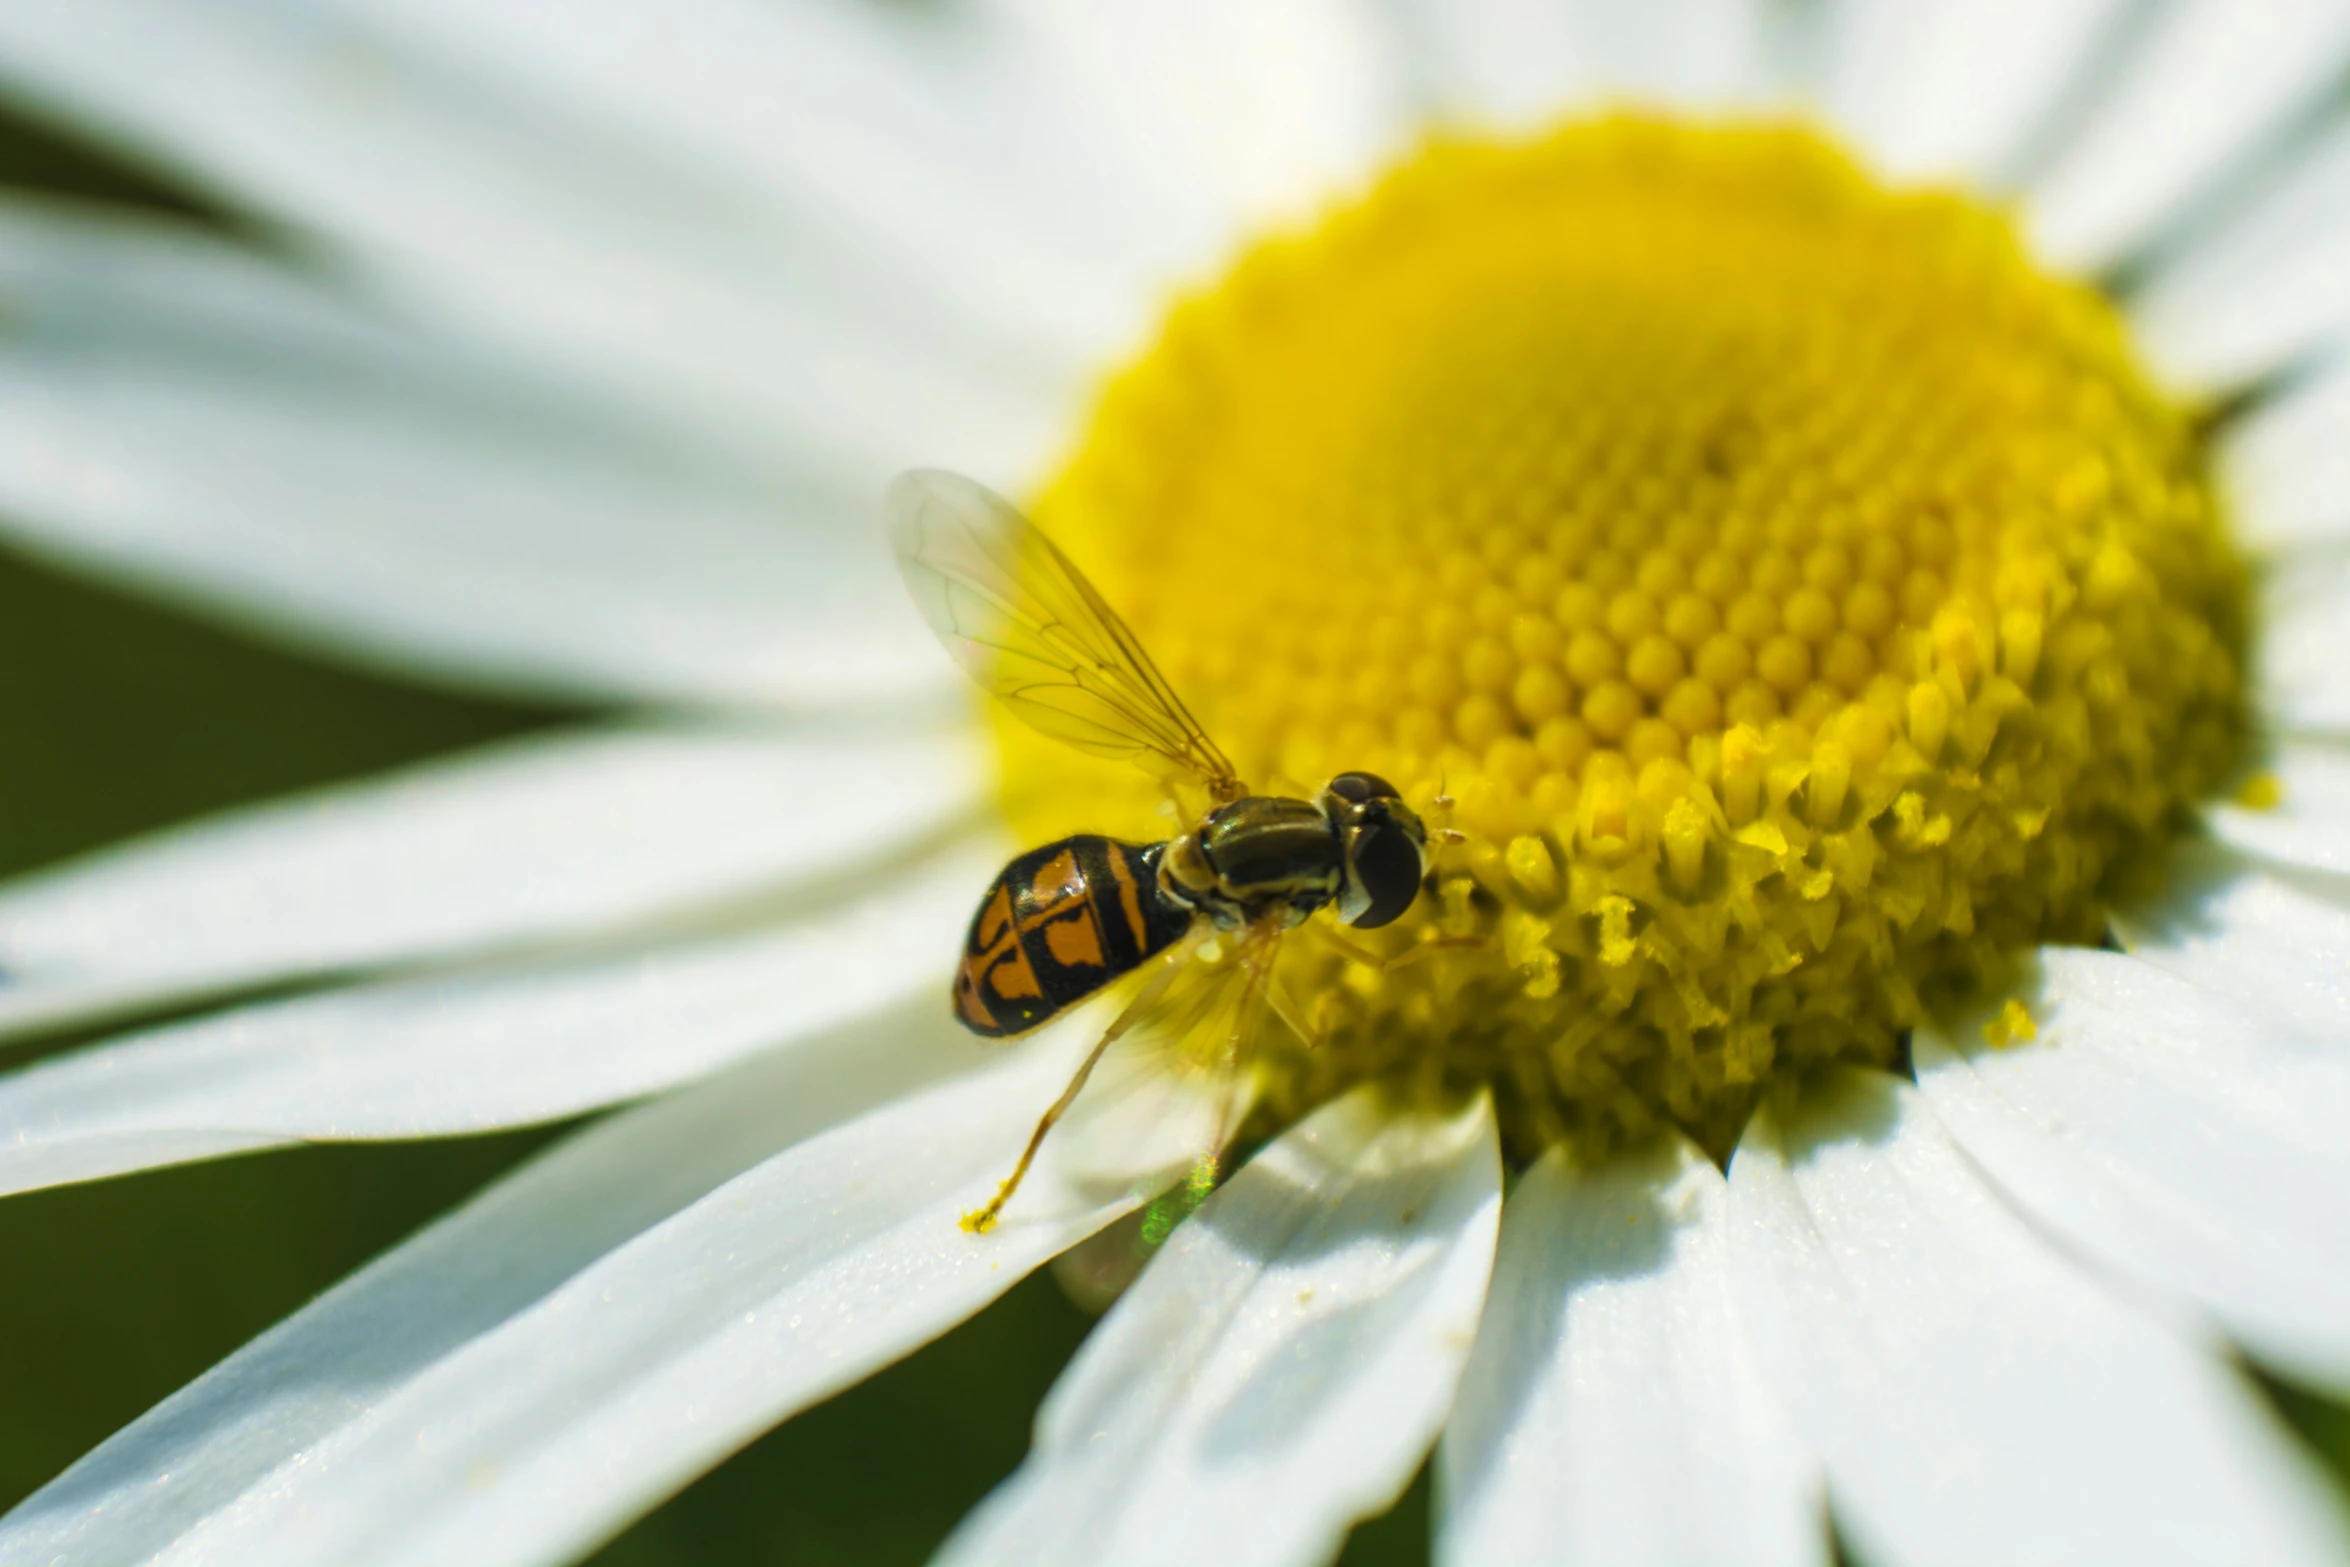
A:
2206 739 2350 870
2114 841 2350 1042
0 844 995 1195
0 721 979 1037
0 1009 1199 1567
1438 1134 1825 1567
1918 948 2350 1395
1730 1068 2350 1567
940 1088 1500 1567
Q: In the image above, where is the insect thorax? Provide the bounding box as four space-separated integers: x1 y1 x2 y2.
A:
1159 796 1344 931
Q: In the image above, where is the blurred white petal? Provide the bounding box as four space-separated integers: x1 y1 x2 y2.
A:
1371 0 1593 128
1380 0 1773 128
1550 0 1777 106
2028 0 2350 273
1729 1067 2350 1567
940 1088 1501 1567
1819 0 2129 186
2254 562 2350 736
0 1009 1199 1567
1917 949 2350 1395
2135 114 2350 390
985 0 1412 250
1438 1135 1824 1567
2114 841 2350 1042
316 0 1180 366
0 843 994 1196
2221 354 2350 550
0 721 979 1037
2206 741 2350 871
0 198 955 706
0 0 1084 486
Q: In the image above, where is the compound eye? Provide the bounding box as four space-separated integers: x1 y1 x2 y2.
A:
1327 770 1402 805
1347 818 1424 929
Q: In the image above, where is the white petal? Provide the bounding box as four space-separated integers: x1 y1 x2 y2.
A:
0 720 980 1037
1729 1067 2350 1567
0 843 995 1195
1558 0 1776 106
1917 948 2350 1395
2113 839 2350 1043
2219 354 2350 551
939 1088 1502 1567
2027 0 2350 274
1382 0 1772 128
0 1005 967 1566
1437 1135 1825 1567
2134 113 2350 390
2254 558 2350 736
0 0 1083 486
0 199 953 707
986 0 1411 246
1819 0 2129 186
320 0 1193 359
2 1007 1202 1567
2206 739 2350 870
1371 0 1595 128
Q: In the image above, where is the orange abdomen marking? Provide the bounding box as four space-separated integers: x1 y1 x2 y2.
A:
952 836 1194 1037
1042 909 1107 971
1026 848 1086 912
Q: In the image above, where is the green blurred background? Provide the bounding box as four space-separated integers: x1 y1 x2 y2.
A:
0 69 2346 1567
0 89 1439 1566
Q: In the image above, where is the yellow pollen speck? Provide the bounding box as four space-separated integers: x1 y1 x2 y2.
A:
999 118 2245 1158
2235 772 2283 811
1984 997 2039 1049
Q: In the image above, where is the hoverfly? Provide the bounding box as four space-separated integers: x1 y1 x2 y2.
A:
888 469 1433 1232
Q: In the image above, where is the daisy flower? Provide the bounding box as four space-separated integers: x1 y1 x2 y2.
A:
1 2 2349 1564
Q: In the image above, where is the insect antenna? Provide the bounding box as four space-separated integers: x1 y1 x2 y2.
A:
1430 771 1467 848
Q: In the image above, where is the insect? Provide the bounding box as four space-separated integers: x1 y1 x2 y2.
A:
887 468 1434 1233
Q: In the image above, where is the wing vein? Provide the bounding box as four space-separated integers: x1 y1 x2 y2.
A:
887 469 1242 802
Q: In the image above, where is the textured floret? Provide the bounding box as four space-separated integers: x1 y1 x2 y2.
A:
1003 120 2245 1157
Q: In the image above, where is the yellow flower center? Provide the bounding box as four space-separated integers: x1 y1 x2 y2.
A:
1000 118 2246 1158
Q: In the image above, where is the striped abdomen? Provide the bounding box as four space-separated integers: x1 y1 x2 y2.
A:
953 835 1195 1038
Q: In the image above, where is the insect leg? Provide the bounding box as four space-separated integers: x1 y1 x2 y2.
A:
1188 921 1281 1202
1265 976 1321 1050
1322 931 1488 972
962 943 1189 1235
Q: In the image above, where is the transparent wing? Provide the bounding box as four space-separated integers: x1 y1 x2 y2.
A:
1051 919 1281 1198
887 468 1241 801
965 919 1279 1233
